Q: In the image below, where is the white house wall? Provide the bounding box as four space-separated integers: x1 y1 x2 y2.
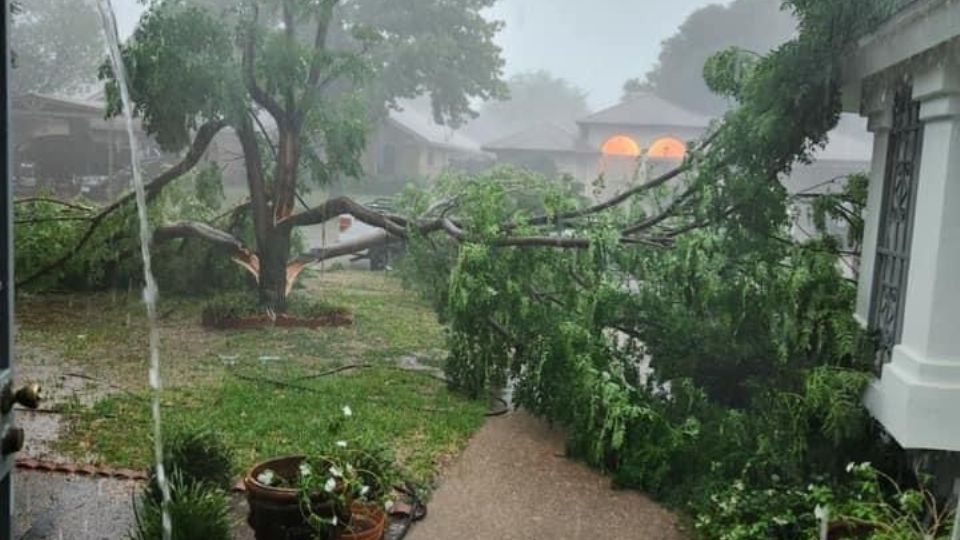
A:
852 52 960 450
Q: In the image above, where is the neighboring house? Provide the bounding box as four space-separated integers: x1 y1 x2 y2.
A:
485 94 711 200
362 107 490 183
484 92 871 233
10 93 160 200
839 0 960 451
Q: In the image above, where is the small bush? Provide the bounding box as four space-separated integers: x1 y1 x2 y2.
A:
130 470 231 540
285 296 349 319
200 292 260 326
165 429 233 491
202 292 348 326
146 428 233 504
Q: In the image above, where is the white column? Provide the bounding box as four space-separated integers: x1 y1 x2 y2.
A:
854 91 893 326
865 62 960 450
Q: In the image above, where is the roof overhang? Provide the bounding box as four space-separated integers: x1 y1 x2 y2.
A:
841 0 960 110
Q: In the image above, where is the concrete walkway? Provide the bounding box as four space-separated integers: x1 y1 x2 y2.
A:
407 411 685 540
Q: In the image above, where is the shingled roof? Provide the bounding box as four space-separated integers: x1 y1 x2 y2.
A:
578 93 710 128
483 123 584 153
388 107 484 155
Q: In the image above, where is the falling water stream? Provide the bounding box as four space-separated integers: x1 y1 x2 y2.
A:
93 1 173 538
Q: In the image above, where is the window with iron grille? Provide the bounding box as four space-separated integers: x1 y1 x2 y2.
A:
869 85 923 370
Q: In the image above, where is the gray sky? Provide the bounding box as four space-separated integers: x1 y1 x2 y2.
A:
486 0 727 109
111 0 725 110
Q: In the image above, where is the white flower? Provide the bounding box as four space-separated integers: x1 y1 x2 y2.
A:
329 466 343 478
336 440 348 448
324 477 337 493
384 499 394 511
846 462 855 473
331 515 338 526
342 405 353 417
257 470 276 486
299 463 312 477
360 485 370 496
814 505 828 522
346 464 354 474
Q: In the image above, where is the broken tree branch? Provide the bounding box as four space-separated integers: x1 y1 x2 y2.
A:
15 119 226 287
14 197 96 212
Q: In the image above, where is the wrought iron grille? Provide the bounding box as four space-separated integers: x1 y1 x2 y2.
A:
870 85 924 369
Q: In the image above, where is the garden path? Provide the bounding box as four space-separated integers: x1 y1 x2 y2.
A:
407 410 686 540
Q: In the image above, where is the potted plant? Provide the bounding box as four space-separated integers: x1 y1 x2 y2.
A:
244 406 396 540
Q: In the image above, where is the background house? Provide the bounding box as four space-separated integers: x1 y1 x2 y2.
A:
362 107 489 184
11 93 161 201
485 92 872 244
485 93 712 199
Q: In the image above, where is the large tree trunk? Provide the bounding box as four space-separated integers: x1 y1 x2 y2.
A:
258 226 292 312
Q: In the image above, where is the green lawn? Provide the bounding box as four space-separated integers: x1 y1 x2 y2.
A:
17 270 485 487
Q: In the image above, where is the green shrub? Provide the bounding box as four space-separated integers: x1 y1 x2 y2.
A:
146 428 233 504
201 292 348 326
130 470 231 540
285 296 349 319
200 291 260 326
165 429 233 491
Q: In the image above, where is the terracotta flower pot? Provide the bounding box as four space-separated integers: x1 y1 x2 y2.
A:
826 520 877 539
339 503 386 540
244 455 343 540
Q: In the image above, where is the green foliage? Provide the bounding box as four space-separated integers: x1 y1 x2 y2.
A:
129 470 232 540
201 291 261 325
101 1 239 151
827 463 954 539
624 0 796 114
394 3 926 539
202 291 347 325
15 170 249 295
286 407 399 532
465 70 589 142
697 464 955 540
11 0 104 94
162 428 234 492
810 173 869 256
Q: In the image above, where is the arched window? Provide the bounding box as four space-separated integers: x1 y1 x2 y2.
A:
647 137 686 159
601 135 641 157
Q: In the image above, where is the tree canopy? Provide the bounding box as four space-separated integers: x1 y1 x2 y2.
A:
17 0 507 309
463 70 590 143
11 0 105 94
622 0 796 115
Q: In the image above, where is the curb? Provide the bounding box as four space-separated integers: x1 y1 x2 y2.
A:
16 458 148 481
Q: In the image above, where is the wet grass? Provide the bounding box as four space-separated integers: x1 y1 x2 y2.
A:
16 270 483 487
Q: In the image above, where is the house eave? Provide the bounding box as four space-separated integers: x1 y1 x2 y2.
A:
841 0 960 87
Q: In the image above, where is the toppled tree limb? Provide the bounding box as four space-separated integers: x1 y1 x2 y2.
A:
15 216 93 225
15 119 226 287
278 196 409 237
14 197 96 212
152 221 260 280
153 221 247 252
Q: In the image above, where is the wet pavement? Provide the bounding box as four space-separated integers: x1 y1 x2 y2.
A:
12 471 259 540
13 470 139 540
406 411 686 540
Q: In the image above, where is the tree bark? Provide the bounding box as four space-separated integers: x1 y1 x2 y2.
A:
258 227 292 311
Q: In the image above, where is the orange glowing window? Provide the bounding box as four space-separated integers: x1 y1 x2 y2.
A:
601 135 641 157
647 137 686 159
